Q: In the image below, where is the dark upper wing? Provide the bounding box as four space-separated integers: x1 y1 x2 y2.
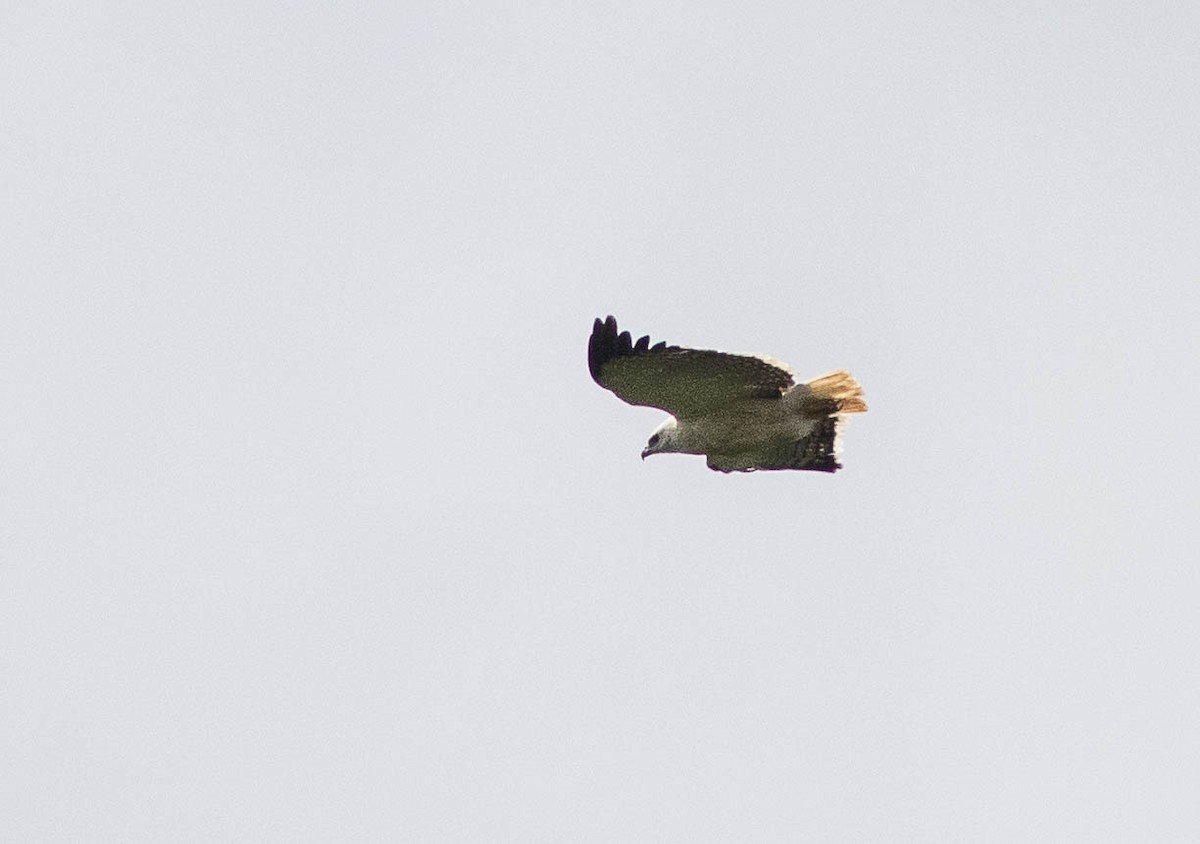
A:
588 315 794 417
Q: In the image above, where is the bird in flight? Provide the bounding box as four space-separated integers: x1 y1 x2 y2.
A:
588 316 867 473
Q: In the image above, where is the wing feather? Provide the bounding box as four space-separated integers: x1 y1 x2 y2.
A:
706 417 843 474
588 315 794 417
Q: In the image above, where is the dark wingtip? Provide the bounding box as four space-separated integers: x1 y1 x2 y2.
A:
796 417 843 472
588 315 617 382
588 315 673 384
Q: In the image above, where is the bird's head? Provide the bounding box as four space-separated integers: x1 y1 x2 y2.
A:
641 418 680 460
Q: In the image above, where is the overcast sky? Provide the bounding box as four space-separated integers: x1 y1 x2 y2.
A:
4 2 1199 840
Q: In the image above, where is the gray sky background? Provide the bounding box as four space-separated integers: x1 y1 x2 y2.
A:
4 2 1199 840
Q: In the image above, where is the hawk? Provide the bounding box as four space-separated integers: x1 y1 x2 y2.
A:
588 315 867 473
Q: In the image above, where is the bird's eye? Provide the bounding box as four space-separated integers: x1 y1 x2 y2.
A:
648 434 660 447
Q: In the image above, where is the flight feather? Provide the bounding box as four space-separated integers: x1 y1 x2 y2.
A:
588 315 795 418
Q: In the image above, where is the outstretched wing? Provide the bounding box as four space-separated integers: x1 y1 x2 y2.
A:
588 315 794 417
706 417 844 474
